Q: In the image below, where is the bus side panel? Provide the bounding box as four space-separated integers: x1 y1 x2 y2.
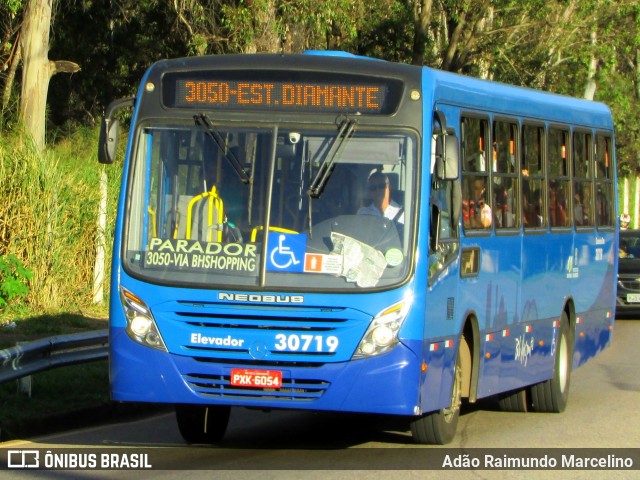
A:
495 320 557 390
571 231 616 366
460 235 523 398
418 336 458 414
420 257 461 413
515 232 566 388
521 233 554 323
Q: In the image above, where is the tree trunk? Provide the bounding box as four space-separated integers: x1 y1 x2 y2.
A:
583 31 597 100
244 0 280 53
636 48 640 100
441 11 467 72
411 0 434 65
20 0 53 150
19 0 80 150
476 8 494 80
1 38 21 117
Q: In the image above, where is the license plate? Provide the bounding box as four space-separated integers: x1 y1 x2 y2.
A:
627 293 640 303
230 368 282 389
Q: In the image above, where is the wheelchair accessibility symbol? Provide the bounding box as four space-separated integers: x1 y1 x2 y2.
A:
267 232 307 272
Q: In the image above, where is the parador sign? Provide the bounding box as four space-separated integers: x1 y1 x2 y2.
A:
143 238 258 274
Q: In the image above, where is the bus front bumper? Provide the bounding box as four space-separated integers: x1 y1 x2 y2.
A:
110 327 422 416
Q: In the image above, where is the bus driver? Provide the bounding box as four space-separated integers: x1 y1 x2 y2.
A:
358 171 405 223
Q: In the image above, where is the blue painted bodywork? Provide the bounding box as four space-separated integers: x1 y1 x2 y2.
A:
109 52 617 418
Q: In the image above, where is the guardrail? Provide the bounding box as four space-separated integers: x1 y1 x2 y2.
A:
0 329 108 384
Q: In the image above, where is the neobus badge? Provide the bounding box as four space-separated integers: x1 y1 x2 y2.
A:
218 292 304 303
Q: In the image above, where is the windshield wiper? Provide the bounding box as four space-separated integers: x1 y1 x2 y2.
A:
307 118 358 198
194 113 251 184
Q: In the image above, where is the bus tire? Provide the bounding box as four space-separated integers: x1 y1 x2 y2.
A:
175 404 231 444
410 346 462 444
498 388 528 412
529 312 573 413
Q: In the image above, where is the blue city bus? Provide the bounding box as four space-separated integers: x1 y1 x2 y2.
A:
99 51 617 444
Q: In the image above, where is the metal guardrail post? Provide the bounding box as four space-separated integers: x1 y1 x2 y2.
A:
0 329 108 384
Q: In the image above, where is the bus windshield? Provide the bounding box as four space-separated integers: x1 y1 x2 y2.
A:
123 121 417 290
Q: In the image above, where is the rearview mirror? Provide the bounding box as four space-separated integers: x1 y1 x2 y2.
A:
435 131 459 180
98 118 119 165
442 134 459 180
97 97 134 164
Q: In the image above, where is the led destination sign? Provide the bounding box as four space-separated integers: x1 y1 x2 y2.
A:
163 71 402 114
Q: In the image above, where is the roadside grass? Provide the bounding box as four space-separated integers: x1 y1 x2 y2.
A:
0 128 137 441
0 362 110 441
0 311 111 441
0 310 108 349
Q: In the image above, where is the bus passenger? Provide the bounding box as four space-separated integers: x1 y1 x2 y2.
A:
549 183 568 227
573 192 584 226
463 177 492 229
621 213 631 230
619 239 633 258
358 171 404 223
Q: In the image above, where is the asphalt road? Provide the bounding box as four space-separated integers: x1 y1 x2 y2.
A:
2 319 639 479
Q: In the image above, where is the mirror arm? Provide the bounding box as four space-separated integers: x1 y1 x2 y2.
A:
105 97 135 119
434 110 448 133
98 97 135 165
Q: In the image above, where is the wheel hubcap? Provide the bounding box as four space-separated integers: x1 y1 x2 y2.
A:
557 331 568 392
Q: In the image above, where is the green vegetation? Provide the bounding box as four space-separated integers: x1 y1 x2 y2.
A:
0 312 107 349
0 254 32 307
0 361 110 441
0 131 118 441
0 312 110 441
0 128 121 319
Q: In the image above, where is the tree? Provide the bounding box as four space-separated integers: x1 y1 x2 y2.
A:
596 2 640 177
19 0 79 150
167 0 362 55
0 0 24 123
410 0 433 65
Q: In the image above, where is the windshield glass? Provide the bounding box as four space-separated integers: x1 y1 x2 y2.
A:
620 231 640 260
124 122 417 290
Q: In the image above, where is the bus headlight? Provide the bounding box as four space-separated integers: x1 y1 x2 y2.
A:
120 287 167 351
129 315 152 337
353 300 411 359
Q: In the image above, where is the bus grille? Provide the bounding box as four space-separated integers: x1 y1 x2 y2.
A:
160 300 369 364
191 357 324 368
182 372 329 401
619 279 640 291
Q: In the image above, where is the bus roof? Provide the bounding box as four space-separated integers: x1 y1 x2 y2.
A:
424 67 613 130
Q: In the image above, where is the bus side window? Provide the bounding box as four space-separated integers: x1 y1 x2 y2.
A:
461 116 491 231
572 131 594 228
429 182 460 280
492 120 519 229
429 116 460 281
595 135 615 227
462 176 491 229
548 127 571 228
522 124 546 229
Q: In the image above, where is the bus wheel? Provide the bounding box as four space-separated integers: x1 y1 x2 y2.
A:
175 405 231 444
529 312 573 413
410 347 462 444
498 388 528 412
